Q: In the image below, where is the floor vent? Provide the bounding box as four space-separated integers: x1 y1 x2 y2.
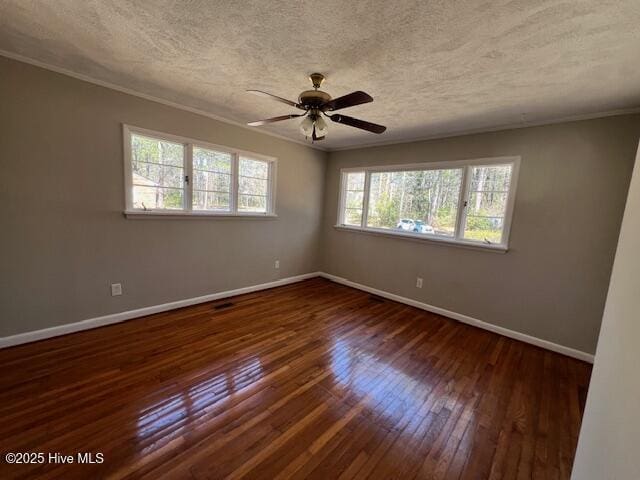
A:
369 296 385 303
214 302 235 310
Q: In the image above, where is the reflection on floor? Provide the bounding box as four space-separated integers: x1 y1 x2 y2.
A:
0 278 591 479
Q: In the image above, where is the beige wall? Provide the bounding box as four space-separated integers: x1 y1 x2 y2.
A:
571 142 640 479
0 57 327 337
321 115 640 354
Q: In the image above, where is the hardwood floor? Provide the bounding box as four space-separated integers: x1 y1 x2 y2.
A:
0 278 591 479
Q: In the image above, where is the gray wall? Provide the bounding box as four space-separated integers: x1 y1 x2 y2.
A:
571 140 640 480
321 115 640 354
0 57 327 337
2 55 638 357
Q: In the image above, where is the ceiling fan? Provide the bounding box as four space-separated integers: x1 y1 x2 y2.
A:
246 73 386 141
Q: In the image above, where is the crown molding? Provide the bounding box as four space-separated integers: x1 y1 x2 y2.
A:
0 49 328 152
329 106 640 152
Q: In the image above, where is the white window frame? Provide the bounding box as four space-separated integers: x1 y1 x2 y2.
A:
336 156 520 252
123 125 277 218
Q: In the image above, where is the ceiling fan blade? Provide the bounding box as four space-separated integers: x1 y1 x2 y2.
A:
247 114 304 126
328 114 386 134
246 90 302 109
321 91 373 111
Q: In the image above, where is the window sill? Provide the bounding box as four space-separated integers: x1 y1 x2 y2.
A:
124 210 278 219
334 225 508 253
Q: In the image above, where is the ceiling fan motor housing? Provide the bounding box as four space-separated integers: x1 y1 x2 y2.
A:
298 90 331 108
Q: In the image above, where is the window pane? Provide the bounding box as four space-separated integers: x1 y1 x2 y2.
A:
132 163 183 188
193 191 230 211
467 192 508 217
346 172 365 190
193 147 232 211
239 176 268 196
471 164 512 191
238 194 267 212
133 186 183 210
341 172 365 225
464 164 513 244
193 171 231 192
193 147 232 173
346 191 364 209
464 216 504 244
238 157 270 213
366 169 463 237
344 208 363 226
130 133 185 210
131 134 184 167
239 157 269 179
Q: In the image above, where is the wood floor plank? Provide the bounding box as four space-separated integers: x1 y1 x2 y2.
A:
0 278 591 479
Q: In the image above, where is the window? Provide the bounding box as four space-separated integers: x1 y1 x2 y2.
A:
124 126 276 217
337 157 519 250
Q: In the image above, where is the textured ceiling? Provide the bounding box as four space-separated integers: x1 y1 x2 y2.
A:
1 0 639 149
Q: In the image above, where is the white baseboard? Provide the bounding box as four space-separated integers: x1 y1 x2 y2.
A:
0 270 595 363
0 272 320 349
318 272 595 363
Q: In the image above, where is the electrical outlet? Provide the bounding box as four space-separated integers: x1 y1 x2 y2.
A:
275 260 280 269
111 283 122 296
416 277 423 289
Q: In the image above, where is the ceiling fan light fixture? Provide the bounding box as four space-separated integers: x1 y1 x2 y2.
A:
300 115 314 137
314 115 328 137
